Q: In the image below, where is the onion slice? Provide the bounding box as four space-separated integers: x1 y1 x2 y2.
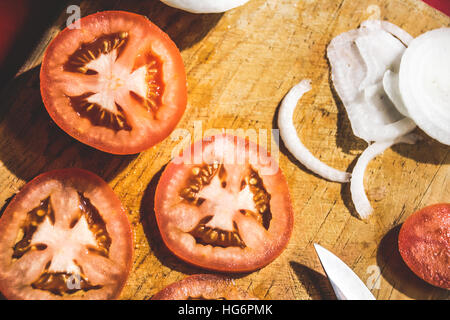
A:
398 28 450 146
383 70 410 117
278 80 351 183
360 20 413 46
159 0 250 13
350 134 420 219
327 20 416 143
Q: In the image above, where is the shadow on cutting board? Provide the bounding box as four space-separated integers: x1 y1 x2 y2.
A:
376 225 449 300
390 131 450 165
339 157 361 219
0 66 136 183
289 261 336 300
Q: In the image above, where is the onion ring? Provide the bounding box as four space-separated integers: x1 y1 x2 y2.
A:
327 20 416 143
350 133 420 219
278 80 351 183
398 28 450 146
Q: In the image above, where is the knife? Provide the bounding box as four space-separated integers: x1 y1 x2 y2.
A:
314 243 376 300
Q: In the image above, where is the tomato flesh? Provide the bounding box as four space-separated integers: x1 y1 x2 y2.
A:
152 274 257 300
40 11 187 154
398 203 450 289
154 134 294 272
0 169 133 300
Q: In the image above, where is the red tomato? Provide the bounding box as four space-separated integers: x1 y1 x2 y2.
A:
0 0 28 66
152 274 257 300
398 203 450 289
0 169 133 300
154 134 294 272
40 11 187 155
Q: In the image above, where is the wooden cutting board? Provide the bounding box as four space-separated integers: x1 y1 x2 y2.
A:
0 0 448 300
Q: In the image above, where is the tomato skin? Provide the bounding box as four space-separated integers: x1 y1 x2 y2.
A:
154 134 294 273
152 274 257 300
0 169 133 300
40 11 187 155
398 203 450 289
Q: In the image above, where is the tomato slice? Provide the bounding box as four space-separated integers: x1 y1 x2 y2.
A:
152 274 257 300
398 203 450 289
0 169 133 300
40 11 187 155
154 134 294 272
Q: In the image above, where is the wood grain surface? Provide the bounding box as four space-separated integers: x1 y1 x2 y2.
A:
0 0 448 300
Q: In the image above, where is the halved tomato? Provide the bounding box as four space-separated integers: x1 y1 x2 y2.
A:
154 134 294 272
398 203 450 289
152 274 257 300
0 169 133 300
40 11 187 155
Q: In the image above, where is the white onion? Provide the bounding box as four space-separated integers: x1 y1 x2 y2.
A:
160 0 250 13
350 134 420 219
360 20 413 46
278 80 351 183
360 82 416 141
383 70 410 117
327 20 416 143
398 28 450 146
279 23 446 220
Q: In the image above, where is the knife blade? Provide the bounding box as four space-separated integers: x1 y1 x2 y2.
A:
314 243 376 300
